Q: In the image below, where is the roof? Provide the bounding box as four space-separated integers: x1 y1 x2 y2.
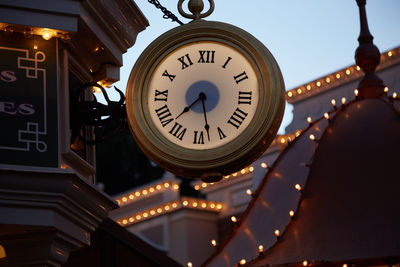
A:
204 93 400 267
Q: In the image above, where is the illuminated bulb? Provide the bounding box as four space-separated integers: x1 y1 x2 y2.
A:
192 202 198 207
303 260 308 266
306 85 311 90
249 166 254 172
157 208 162 213
216 204 222 210
173 184 179 190
187 262 193 267
136 215 141 220
41 29 53 40
224 175 230 179
232 172 237 177
261 162 268 168
241 169 246 174
288 91 293 97
246 189 253 196
297 88 302 94
296 131 301 137
122 219 128 225
354 89 359 96
150 210 155 215
164 182 170 188
231 216 237 223
341 97 346 104
202 182 207 188
143 212 148 218
194 185 200 190
149 187 155 193
122 197 127 202
384 86 389 92
201 203 207 208
280 138 286 144
393 92 398 98
388 51 393 57
295 184 302 191
164 205 170 211
240 259 246 265
156 184 162 190
324 113 330 120
33 45 38 50
142 189 148 195
346 69 351 75
331 99 336 107
135 191 140 197
211 239 217 247
307 117 312 124
309 134 316 141
289 210 295 217
316 81 321 87
129 217 134 222
343 264 348 267
172 203 178 208
356 66 361 71
336 73 341 79
183 201 189 206
326 77 331 83
258 245 264 253
274 229 280 236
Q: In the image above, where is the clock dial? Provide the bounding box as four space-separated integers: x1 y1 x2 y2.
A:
147 41 259 150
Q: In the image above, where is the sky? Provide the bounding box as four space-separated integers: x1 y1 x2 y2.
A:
113 0 400 133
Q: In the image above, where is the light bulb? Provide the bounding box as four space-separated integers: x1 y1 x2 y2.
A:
274 229 280 236
289 210 295 217
303 260 308 266
307 117 312 124
331 99 336 107
231 216 237 223
211 239 217 247
341 97 346 104
240 259 246 265
309 134 316 141
246 189 253 196
41 29 53 40
324 113 330 120
354 89 359 96
258 245 264 253
295 184 302 191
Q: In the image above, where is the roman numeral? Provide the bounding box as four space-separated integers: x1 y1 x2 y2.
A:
193 131 205 144
227 107 248 129
154 90 168 102
238 91 252 105
178 54 193 70
169 122 187 141
222 56 232 69
217 127 227 140
162 70 176 82
198 50 215 63
233 71 248 84
155 105 173 127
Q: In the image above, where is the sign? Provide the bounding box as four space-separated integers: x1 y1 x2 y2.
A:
0 32 58 167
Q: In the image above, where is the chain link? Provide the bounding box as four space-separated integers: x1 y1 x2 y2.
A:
148 0 184 25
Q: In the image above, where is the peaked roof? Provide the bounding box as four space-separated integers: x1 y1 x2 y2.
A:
204 94 400 267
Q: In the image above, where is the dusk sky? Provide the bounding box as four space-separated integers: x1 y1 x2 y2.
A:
114 0 400 132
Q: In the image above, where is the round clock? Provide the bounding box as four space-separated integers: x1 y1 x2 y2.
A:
126 20 285 182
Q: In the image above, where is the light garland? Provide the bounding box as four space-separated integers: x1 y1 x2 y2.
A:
116 198 223 226
115 180 180 206
0 23 69 41
285 46 399 102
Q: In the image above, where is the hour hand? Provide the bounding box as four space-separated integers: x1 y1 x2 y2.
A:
175 93 203 119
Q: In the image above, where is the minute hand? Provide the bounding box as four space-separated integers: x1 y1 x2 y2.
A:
201 96 210 141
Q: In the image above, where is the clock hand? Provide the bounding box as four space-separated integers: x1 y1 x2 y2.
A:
200 93 210 141
175 94 202 119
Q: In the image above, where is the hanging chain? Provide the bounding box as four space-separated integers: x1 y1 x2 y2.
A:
148 0 184 25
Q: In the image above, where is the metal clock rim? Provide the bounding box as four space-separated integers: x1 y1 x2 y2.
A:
126 20 285 180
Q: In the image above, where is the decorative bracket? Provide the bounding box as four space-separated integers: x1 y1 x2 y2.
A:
70 83 126 145
178 0 215 21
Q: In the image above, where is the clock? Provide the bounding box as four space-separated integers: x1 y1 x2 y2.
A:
126 20 285 182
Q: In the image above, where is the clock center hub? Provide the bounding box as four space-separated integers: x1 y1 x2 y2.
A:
185 80 219 113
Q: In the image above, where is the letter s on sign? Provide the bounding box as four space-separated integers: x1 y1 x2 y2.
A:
19 104 35 115
0 71 17 82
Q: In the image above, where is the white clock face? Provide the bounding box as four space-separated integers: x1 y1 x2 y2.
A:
147 41 259 150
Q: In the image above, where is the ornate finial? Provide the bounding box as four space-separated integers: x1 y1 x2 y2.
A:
178 0 215 21
354 0 385 98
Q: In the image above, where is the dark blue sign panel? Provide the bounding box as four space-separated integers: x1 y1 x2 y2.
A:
0 32 58 167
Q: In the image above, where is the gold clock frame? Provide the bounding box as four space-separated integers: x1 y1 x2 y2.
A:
126 20 285 182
